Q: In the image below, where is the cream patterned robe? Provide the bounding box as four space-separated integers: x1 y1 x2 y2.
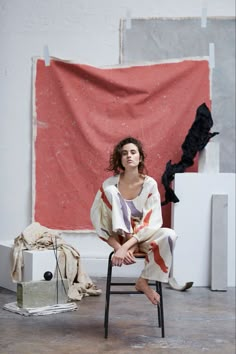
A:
91 175 177 283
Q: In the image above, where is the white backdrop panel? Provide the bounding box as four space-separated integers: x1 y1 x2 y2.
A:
172 173 235 287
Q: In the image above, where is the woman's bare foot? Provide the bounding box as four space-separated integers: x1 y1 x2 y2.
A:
135 277 160 305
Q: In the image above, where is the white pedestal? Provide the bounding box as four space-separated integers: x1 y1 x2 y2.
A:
0 241 59 292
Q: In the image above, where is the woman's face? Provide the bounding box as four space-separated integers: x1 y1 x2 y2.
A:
120 143 141 170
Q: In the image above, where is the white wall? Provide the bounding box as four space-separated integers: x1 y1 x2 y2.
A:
0 0 235 277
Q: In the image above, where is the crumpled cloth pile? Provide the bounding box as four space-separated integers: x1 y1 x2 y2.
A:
11 222 102 301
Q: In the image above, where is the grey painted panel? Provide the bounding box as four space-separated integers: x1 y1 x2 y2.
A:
120 18 235 173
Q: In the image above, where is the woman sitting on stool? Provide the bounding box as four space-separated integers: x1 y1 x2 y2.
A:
90 136 177 305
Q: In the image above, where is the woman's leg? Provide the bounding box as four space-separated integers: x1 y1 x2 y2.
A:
135 277 160 305
135 228 177 304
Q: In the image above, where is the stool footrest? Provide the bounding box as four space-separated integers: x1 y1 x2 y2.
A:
110 291 143 294
110 282 157 286
110 282 136 286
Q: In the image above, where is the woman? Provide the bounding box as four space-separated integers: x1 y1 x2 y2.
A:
90 137 177 305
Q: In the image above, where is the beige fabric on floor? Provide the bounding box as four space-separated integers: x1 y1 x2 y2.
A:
11 222 101 301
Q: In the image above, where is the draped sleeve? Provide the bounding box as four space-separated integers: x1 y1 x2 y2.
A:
90 176 119 240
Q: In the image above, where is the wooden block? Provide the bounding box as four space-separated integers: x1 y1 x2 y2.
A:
17 279 69 308
211 194 228 291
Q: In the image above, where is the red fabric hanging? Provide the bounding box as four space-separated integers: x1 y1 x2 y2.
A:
33 59 211 230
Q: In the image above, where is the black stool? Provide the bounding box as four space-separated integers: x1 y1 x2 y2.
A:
104 251 165 338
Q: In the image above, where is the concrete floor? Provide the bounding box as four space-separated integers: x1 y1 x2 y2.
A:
0 278 235 354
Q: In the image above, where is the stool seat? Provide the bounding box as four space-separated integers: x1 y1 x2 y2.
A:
104 251 165 338
131 251 147 258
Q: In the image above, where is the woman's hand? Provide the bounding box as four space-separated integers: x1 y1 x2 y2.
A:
123 250 136 265
112 248 137 266
111 233 138 267
112 247 126 266
112 247 136 267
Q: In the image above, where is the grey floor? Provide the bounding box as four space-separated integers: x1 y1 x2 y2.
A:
0 278 235 354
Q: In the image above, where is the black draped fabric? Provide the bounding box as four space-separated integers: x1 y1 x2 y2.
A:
161 103 219 206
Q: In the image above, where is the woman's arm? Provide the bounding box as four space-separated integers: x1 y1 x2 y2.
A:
106 236 122 251
111 236 138 266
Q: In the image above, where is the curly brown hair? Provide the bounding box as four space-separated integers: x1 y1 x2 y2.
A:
107 136 147 175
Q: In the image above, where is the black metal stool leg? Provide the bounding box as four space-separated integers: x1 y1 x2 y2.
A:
156 281 161 327
158 282 165 338
104 252 113 338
